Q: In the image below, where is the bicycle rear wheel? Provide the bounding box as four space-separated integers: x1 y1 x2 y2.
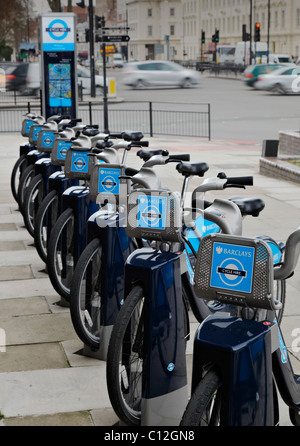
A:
34 190 59 263
106 285 144 426
47 207 74 300
70 237 103 349
180 367 222 426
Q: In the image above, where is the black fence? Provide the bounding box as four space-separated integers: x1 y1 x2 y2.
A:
0 100 211 140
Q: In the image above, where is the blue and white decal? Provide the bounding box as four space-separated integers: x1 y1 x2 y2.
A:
57 140 72 160
210 242 255 294
71 151 88 173
98 168 120 194
42 17 75 51
32 126 42 142
25 120 35 134
42 131 55 148
137 195 167 230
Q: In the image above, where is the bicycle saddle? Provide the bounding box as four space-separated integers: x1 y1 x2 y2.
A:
95 140 114 149
229 196 265 217
176 162 209 177
82 128 100 137
122 130 144 142
137 149 169 161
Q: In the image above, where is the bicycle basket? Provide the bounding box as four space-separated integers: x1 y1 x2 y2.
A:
64 147 91 180
21 119 35 137
36 129 57 153
194 233 281 311
89 163 127 203
126 189 183 243
29 125 45 145
51 138 73 166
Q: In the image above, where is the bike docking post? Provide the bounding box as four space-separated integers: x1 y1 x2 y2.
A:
191 233 282 426
81 164 134 360
124 189 189 426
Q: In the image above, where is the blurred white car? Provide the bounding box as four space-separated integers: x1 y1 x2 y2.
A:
254 66 300 94
122 60 200 89
77 65 104 94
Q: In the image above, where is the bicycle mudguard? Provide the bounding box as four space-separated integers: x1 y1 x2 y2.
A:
192 313 278 425
124 248 188 426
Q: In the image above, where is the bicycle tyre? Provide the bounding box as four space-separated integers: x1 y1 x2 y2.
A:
106 285 144 426
69 237 103 349
34 190 59 263
23 174 43 237
17 164 34 213
180 367 222 426
47 207 74 300
10 155 27 202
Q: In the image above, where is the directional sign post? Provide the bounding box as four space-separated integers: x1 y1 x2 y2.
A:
101 35 130 43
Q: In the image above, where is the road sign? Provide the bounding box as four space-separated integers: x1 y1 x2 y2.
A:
101 35 130 43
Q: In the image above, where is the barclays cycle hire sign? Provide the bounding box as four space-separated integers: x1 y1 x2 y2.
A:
210 242 255 294
41 16 75 52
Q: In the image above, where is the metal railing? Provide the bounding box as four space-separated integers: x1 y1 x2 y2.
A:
0 100 211 140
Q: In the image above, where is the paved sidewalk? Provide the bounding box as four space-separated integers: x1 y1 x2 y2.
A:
0 132 299 426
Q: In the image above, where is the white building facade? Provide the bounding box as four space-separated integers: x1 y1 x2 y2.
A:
113 0 300 62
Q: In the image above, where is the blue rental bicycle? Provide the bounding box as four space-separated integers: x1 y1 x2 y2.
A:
69 146 190 356
180 224 300 426
105 168 272 426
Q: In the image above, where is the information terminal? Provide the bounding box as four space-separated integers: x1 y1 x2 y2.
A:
39 14 78 119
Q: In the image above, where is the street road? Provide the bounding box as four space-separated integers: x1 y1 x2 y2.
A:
109 69 300 144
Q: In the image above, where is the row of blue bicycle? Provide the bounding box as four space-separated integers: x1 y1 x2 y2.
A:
11 111 300 426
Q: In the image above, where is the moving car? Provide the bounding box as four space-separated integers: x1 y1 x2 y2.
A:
121 60 200 89
243 63 293 87
77 65 104 94
5 63 40 95
112 53 124 68
254 66 300 94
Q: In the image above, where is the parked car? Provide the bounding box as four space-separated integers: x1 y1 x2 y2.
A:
243 63 294 87
112 53 124 68
121 60 200 89
5 62 40 95
254 66 300 94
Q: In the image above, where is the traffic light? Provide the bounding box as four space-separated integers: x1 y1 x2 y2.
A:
95 15 105 30
212 29 219 43
242 24 250 42
255 22 261 42
201 31 205 44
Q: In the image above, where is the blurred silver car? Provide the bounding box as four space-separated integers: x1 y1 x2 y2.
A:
254 65 300 94
121 61 200 89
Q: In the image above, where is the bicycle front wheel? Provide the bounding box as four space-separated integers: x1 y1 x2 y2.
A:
70 237 103 349
17 164 34 213
180 367 222 426
106 285 144 426
11 154 27 202
23 174 44 236
47 207 74 300
34 190 59 263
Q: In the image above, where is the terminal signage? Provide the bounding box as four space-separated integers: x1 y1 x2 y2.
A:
39 14 78 119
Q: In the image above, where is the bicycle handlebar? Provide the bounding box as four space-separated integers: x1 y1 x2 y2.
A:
274 226 300 280
224 176 253 188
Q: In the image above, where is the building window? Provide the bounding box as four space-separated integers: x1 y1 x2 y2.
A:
148 25 152 36
148 8 152 17
170 25 175 36
170 8 175 16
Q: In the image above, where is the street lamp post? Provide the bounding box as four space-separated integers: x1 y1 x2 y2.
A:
267 0 270 62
